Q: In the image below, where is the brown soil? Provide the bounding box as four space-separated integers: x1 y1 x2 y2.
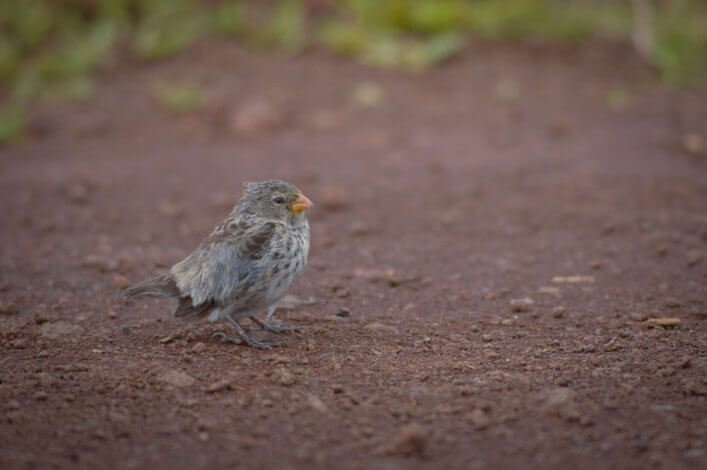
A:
1 41 706 469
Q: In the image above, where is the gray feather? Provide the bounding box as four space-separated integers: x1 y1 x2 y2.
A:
123 275 179 299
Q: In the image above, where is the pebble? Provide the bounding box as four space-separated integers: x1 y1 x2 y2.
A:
387 423 427 456
205 379 231 393
335 307 350 318
108 310 117 319
481 334 493 343
158 369 195 388
331 384 344 394
664 297 682 308
34 391 48 401
274 367 296 387
644 317 681 329
686 250 702 267
65 182 90 204
191 342 207 353
469 409 491 430
542 387 575 407
552 306 566 318
307 394 329 414
682 133 704 156
555 377 571 386
364 322 399 335
629 312 649 321
552 275 595 284
111 274 131 289
510 297 534 313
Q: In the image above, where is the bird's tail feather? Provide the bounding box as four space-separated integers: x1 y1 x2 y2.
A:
123 275 179 299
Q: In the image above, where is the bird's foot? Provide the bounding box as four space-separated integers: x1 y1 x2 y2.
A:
250 317 304 334
212 331 279 349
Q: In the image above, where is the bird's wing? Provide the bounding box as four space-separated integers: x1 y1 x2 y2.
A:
170 220 277 309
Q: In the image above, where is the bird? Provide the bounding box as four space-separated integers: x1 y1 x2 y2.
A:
123 180 313 349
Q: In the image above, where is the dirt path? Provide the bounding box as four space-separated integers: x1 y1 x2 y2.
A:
1 41 706 469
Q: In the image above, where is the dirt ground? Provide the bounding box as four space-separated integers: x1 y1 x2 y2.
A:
1 40 706 469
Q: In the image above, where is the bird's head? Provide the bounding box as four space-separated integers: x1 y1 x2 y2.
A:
241 180 313 222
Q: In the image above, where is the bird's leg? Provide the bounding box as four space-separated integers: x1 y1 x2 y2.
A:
213 314 280 349
250 316 303 334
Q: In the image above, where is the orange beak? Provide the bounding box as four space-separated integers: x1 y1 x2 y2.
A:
292 194 313 213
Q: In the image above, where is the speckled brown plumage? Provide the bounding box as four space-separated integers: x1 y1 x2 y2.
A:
124 180 312 348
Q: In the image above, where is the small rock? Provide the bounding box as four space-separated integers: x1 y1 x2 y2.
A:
333 286 351 298
682 133 705 156
481 334 492 343
538 286 561 296
468 409 491 430
331 384 344 394
107 310 117 319
307 394 329 414
500 319 513 326
111 274 131 289
387 423 427 456
158 369 195 388
629 312 649 322
364 322 399 335
665 297 682 308
274 367 296 386
645 317 681 329
552 306 566 318
191 342 207 353
686 250 703 267
40 321 85 340
542 387 575 407
34 313 49 324
335 307 350 318
159 332 181 344
65 182 90 204
552 275 595 284
510 297 534 313
555 377 571 386
589 259 604 270
205 379 231 393
34 391 48 401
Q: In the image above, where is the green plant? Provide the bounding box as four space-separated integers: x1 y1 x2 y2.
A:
152 81 205 113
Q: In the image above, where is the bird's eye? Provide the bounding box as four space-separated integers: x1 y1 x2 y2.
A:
273 196 286 205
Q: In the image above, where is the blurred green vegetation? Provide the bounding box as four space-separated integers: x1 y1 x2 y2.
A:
1 0 706 143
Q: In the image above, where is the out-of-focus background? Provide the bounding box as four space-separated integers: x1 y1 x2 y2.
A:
1 2 706 470
1 0 706 141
